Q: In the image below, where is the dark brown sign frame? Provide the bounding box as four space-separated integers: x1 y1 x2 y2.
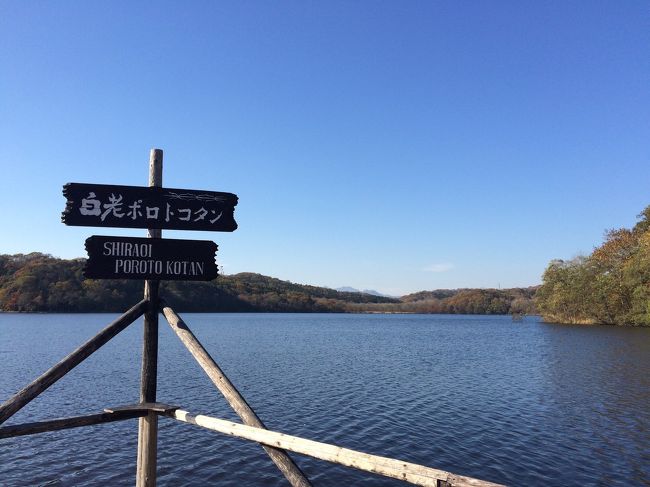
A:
62 183 238 232
84 235 218 281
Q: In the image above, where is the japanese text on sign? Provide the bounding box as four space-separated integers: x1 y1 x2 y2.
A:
62 183 238 232
79 192 225 224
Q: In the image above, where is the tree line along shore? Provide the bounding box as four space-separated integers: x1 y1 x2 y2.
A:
535 205 650 326
0 252 535 315
1 205 647 326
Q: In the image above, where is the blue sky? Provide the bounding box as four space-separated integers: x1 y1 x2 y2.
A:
1 1 648 296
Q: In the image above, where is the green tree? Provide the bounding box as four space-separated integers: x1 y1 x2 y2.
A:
536 205 650 326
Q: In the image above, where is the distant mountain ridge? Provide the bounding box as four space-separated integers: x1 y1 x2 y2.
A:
0 253 536 314
335 286 394 298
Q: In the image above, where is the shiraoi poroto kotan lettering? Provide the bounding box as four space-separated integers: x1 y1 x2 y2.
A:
83 235 219 281
103 241 153 257
166 260 205 276
113 259 207 276
115 259 163 274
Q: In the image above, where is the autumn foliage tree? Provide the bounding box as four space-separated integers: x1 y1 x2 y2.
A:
536 206 650 326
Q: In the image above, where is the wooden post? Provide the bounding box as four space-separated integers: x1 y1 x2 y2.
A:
161 304 312 487
136 148 163 487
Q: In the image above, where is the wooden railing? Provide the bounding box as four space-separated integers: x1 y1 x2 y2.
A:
170 408 504 487
0 301 505 487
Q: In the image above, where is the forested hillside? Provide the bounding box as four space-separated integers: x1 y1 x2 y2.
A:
0 253 536 314
0 254 397 312
398 287 536 315
536 206 650 326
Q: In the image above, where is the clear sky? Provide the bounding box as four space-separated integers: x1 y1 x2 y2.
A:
1 1 648 296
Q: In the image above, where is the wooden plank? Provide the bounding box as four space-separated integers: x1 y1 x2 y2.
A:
84 236 218 280
61 182 238 232
137 148 163 487
161 304 312 487
170 410 506 487
0 299 148 424
0 410 146 439
104 403 179 414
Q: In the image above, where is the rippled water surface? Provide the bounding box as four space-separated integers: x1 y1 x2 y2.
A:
1 313 649 486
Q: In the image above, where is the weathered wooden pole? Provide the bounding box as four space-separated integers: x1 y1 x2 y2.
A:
161 304 312 487
170 410 506 487
136 148 163 487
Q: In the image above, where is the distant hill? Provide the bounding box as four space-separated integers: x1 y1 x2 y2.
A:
335 286 394 298
336 286 362 293
0 253 535 314
0 253 398 313
401 289 458 301
399 287 538 315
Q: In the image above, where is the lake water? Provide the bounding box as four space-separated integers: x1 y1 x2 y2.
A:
0 313 649 486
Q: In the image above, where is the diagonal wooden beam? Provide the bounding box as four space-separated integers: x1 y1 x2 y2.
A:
0 299 148 424
161 303 312 487
0 410 147 439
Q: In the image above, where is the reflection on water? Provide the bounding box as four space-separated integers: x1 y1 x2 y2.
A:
0 313 648 486
540 323 650 485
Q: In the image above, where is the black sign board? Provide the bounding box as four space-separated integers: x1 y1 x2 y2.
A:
84 236 218 281
62 183 238 232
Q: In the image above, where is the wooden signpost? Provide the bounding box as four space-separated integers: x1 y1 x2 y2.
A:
52 150 310 487
60 149 237 487
84 236 218 281
62 182 238 232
